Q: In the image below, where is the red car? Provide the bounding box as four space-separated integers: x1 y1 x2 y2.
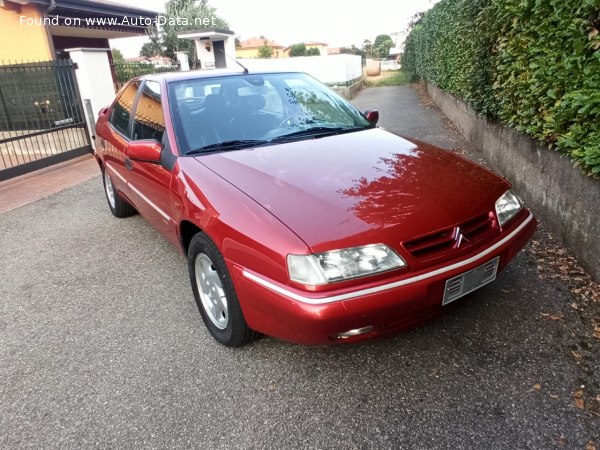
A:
95 70 536 346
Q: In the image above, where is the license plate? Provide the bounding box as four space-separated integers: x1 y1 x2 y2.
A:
442 257 500 306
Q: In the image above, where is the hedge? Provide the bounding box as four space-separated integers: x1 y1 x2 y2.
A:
402 0 600 174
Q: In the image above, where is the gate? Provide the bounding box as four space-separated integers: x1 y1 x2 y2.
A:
0 60 92 182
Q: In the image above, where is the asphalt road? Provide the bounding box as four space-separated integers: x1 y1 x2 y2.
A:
1 85 597 449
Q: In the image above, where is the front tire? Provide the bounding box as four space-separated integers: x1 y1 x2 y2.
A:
102 166 136 218
188 232 258 347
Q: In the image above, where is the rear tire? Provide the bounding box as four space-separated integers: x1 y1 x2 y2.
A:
188 232 259 347
102 166 136 218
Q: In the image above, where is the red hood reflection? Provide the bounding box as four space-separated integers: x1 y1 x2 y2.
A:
196 128 508 252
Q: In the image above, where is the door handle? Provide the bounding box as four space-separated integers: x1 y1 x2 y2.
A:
125 157 133 170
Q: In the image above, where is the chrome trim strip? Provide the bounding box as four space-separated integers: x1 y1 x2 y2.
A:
105 163 127 184
105 162 172 223
242 212 534 305
129 183 172 222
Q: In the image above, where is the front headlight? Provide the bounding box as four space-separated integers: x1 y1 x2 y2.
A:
287 244 406 285
495 190 523 227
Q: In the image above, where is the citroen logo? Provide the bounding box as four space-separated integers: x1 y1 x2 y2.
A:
454 227 470 248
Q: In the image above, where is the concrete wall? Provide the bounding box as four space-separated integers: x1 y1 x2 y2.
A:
194 39 215 69
333 78 363 100
239 54 362 86
381 60 401 71
426 82 600 281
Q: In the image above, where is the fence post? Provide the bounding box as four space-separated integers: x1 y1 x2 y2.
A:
65 48 116 149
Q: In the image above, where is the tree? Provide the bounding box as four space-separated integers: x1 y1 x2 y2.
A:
339 45 362 56
373 34 395 58
139 23 164 57
362 39 373 58
141 0 229 62
306 47 320 56
111 48 125 62
140 38 162 58
289 43 307 57
257 43 273 58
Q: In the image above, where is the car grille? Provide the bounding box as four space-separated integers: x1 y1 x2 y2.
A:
402 212 497 260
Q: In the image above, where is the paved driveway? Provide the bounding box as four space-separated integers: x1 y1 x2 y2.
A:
1 85 597 449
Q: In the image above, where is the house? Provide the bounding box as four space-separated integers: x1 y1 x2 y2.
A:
177 29 236 69
283 41 329 57
236 36 285 59
0 0 157 62
0 0 159 180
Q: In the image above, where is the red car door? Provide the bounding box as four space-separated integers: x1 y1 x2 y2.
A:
101 81 141 200
124 80 179 245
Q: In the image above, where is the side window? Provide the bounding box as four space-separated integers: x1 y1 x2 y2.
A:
109 81 139 137
132 81 165 142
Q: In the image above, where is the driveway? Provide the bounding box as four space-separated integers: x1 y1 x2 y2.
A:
1 85 597 449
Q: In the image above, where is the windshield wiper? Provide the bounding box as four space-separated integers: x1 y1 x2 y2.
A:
186 139 268 155
269 126 366 143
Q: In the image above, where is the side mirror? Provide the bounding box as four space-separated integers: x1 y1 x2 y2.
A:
364 110 379 125
127 140 163 164
98 106 110 118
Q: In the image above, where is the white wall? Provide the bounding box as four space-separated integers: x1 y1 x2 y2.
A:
381 60 401 71
194 40 215 69
224 38 236 68
66 48 116 148
239 54 362 85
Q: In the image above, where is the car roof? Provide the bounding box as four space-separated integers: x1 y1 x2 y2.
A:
142 69 305 83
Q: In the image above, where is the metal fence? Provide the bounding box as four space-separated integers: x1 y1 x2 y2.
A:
111 61 180 91
0 59 91 181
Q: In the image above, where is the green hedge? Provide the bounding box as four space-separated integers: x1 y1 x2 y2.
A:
402 0 600 174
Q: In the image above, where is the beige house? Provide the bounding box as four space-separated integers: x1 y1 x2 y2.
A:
235 36 285 59
0 0 156 62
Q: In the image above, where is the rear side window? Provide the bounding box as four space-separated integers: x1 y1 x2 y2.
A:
110 81 139 137
132 81 165 142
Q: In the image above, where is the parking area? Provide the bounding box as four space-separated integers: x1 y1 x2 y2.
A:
1 85 598 449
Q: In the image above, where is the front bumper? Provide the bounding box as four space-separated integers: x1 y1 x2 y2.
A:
230 211 537 344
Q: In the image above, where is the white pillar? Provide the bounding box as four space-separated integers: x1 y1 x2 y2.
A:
194 39 216 69
175 51 190 71
65 48 116 149
224 38 236 68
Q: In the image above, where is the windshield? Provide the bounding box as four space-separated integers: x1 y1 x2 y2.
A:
167 72 372 154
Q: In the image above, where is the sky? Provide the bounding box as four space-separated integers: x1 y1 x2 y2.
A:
110 0 438 57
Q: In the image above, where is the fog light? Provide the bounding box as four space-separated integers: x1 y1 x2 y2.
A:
333 325 374 340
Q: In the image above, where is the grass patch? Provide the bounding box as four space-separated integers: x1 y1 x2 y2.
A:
366 70 412 87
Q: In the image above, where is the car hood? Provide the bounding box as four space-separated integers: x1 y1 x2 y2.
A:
195 128 509 253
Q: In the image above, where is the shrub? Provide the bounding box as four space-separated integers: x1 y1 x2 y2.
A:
402 0 600 175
